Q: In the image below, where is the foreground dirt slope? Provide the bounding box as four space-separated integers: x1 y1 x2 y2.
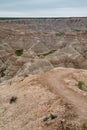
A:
0 67 87 130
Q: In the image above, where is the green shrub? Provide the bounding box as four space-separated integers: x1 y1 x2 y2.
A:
77 81 87 92
43 116 50 122
56 32 64 36
74 29 81 32
9 96 17 104
83 55 87 59
43 113 57 122
15 49 23 56
38 50 56 57
1 72 5 77
0 67 6 77
78 81 84 90
50 113 57 120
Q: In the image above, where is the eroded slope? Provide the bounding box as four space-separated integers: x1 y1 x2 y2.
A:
0 67 87 130
0 18 87 82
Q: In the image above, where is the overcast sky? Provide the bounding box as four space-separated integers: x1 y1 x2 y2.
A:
0 0 87 17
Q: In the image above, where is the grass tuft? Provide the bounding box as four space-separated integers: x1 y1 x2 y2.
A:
43 116 50 122
77 81 87 92
78 81 84 90
9 96 17 104
38 50 56 57
15 49 23 56
74 29 81 32
56 32 64 36
0 67 6 77
50 113 57 120
43 113 57 122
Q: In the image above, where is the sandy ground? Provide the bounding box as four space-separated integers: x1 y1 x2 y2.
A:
0 67 87 130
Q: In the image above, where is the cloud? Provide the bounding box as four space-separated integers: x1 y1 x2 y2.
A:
0 11 23 17
0 0 87 17
0 7 87 17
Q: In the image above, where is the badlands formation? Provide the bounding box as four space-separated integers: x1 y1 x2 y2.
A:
0 18 87 130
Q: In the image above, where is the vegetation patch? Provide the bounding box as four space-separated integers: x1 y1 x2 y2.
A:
0 67 6 77
56 32 64 36
77 81 87 91
74 29 81 32
0 17 27 20
50 113 58 120
43 113 57 122
43 116 50 122
15 49 23 56
38 50 56 57
83 55 87 59
78 81 84 89
9 96 17 104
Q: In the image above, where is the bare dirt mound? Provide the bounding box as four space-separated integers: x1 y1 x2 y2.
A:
0 67 87 130
40 68 87 120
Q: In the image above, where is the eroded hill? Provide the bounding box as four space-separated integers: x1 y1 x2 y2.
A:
0 18 87 83
0 18 87 130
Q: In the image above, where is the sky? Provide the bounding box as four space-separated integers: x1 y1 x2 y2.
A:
0 0 87 17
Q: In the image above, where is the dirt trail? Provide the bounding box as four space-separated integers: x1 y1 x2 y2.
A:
40 67 87 121
1 67 87 130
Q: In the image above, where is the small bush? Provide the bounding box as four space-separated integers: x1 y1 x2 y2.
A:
0 67 6 77
9 96 17 104
83 55 87 59
15 49 23 56
43 116 50 122
1 72 5 77
74 29 81 32
78 81 84 90
50 113 57 120
77 81 87 92
43 113 57 122
56 32 64 36
38 50 56 57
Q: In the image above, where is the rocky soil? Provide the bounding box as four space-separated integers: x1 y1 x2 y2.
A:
0 67 87 130
0 18 87 130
